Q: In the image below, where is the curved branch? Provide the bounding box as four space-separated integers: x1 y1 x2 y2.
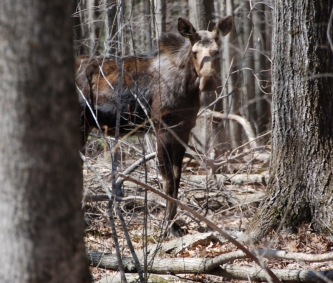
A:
115 152 156 195
204 109 258 147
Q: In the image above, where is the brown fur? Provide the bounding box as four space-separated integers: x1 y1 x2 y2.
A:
76 16 233 236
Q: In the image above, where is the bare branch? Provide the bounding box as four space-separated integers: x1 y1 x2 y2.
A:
204 109 258 147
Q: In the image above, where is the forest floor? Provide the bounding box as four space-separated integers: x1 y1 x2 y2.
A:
83 136 333 283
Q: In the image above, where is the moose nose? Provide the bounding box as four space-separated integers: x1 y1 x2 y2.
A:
199 74 217 92
199 56 217 92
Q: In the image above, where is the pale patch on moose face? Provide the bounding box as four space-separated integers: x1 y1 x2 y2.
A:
191 31 220 92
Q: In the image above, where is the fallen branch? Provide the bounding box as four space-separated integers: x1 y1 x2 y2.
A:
135 232 228 257
84 195 167 207
253 249 333 263
88 250 333 282
183 173 269 185
213 264 333 283
96 274 180 283
206 249 333 270
88 250 213 273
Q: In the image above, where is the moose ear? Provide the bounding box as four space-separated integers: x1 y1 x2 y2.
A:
178 17 197 40
213 15 233 37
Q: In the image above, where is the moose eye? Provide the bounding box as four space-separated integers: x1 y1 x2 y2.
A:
211 50 219 57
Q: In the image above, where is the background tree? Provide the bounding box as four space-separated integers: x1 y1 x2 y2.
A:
244 0 333 242
0 1 91 282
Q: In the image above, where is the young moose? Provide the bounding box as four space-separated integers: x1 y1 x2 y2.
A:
76 16 233 236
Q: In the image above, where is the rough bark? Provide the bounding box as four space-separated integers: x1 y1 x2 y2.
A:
0 1 91 282
244 0 333 242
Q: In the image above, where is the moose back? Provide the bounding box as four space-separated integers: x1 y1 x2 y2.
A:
76 16 232 236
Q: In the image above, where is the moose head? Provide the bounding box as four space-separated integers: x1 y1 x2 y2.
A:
178 16 233 92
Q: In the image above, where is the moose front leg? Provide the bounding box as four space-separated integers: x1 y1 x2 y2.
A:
157 135 186 236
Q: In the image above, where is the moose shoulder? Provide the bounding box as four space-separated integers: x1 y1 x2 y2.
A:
76 16 233 236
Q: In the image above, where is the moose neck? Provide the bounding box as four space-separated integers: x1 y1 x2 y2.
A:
158 35 199 93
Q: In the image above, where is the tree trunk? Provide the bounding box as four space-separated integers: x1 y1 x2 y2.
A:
243 1 257 125
144 0 152 52
253 1 271 134
154 0 166 35
106 0 118 56
223 0 242 149
88 0 97 55
73 0 89 55
244 0 333 242
0 1 91 282
188 0 214 31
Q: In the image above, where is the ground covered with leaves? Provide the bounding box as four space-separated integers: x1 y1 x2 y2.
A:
83 136 333 282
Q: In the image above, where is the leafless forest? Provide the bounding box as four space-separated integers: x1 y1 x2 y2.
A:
73 1 333 282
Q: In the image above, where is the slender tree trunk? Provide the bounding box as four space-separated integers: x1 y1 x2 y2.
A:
253 1 271 134
244 0 333 242
221 0 242 149
154 0 166 36
144 0 152 52
188 0 214 31
73 0 89 55
106 0 118 56
243 1 257 124
0 1 91 282
88 0 97 55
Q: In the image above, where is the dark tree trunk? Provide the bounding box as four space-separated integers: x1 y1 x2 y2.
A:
188 0 214 31
245 0 333 242
73 0 89 55
106 0 118 56
0 1 91 282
